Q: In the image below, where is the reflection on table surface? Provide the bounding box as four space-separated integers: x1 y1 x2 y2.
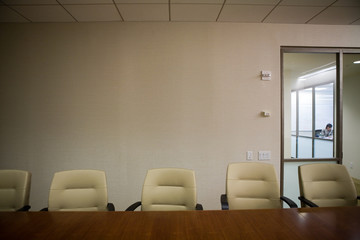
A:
0 207 359 240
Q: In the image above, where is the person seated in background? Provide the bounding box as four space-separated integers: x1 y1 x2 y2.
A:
320 123 333 138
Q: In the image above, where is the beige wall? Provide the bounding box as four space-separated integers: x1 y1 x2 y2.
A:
0 22 359 210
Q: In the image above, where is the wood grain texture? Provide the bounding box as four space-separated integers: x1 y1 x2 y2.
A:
0 207 359 240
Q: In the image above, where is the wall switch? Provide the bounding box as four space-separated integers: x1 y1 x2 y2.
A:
246 151 253 160
258 151 271 160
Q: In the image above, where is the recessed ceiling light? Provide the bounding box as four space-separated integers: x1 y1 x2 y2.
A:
354 60 360 64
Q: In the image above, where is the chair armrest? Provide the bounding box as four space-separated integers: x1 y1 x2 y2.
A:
40 208 48 211
125 201 141 211
220 194 229 210
17 205 31 211
107 203 115 211
298 196 318 207
280 196 298 208
195 203 203 210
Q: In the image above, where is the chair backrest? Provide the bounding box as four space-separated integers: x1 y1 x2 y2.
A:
0 170 31 211
141 168 197 211
298 163 357 207
226 162 281 209
48 170 108 211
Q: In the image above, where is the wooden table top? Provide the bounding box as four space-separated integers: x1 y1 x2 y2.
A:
1 207 359 240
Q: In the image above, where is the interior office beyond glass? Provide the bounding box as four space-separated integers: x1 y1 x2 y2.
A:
291 136 333 159
291 82 334 159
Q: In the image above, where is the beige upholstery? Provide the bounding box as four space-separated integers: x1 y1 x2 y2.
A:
298 163 358 207
352 178 360 205
141 168 198 211
226 162 282 209
0 170 31 211
48 170 109 211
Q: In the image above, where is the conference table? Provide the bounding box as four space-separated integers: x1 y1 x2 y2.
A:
0 206 359 239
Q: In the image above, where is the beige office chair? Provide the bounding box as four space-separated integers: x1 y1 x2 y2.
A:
298 163 359 207
126 168 203 211
0 169 31 211
42 170 114 211
221 162 297 210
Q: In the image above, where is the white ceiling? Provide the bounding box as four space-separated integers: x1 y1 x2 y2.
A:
1 0 360 24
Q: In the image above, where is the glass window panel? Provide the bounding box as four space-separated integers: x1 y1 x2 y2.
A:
298 89 312 137
291 136 297 158
315 83 334 137
314 139 333 158
297 136 312 158
283 51 337 160
291 91 297 135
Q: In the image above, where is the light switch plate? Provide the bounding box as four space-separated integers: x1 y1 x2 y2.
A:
258 151 271 160
246 151 253 160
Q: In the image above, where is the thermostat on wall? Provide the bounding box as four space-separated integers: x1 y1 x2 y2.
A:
262 111 271 117
261 71 271 81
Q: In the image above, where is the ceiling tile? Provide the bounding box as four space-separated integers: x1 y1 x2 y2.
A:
264 6 324 24
308 6 360 25
117 4 168 21
171 4 222 21
59 0 113 4
332 0 360 7
11 5 75 22
0 6 29 22
172 0 223 3
218 5 274 22
351 18 360 25
279 0 334 6
0 0 358 24
2 0 58 5
226 0 280 5
64 4 122 22
114 0 168 3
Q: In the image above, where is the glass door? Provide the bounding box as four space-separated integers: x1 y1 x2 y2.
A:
282 49 340 206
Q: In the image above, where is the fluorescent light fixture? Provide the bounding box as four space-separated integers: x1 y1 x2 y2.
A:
298 65 336 81
353 60 360 64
